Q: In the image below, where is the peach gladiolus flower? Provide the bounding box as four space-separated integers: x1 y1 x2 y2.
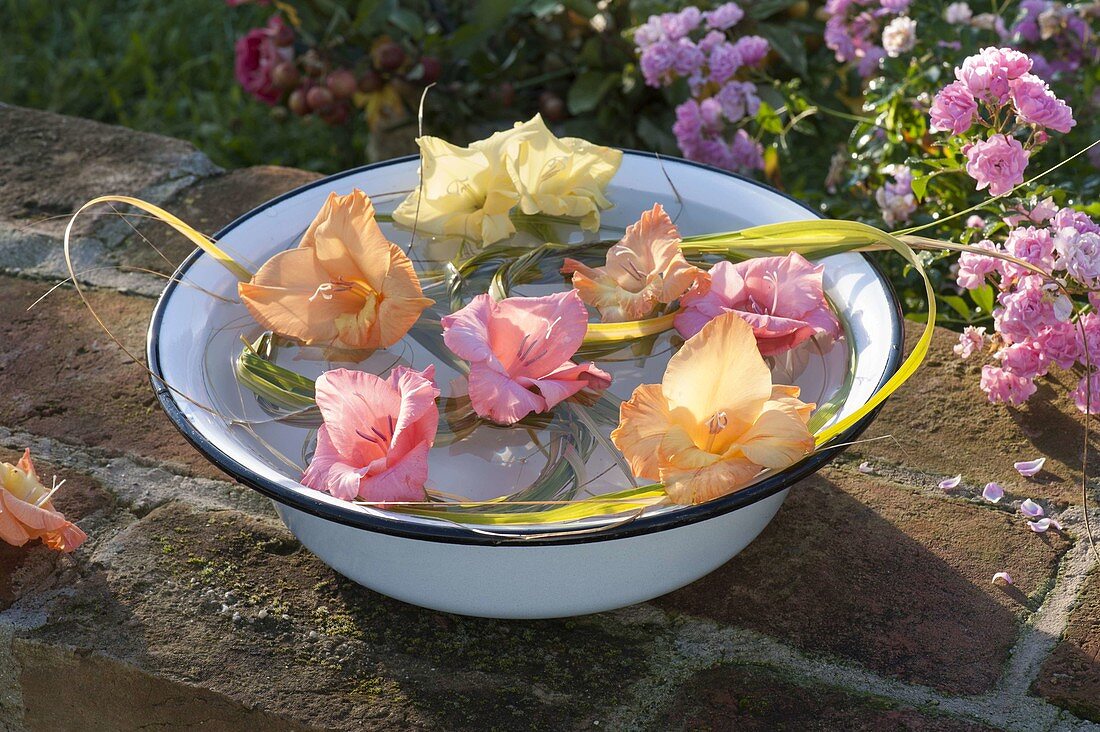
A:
0 450 86 552
561 203 701 321
611 312 815 505
441 290 612 425
675 252 841 357
302 365 439 502
239 189 433 350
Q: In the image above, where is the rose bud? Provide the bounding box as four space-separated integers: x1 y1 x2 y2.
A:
287 88 310 116
306 85 335 112
272 61 300 90
326 69 358 99
373 41 406 72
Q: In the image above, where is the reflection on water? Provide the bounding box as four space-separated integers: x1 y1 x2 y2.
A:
199 187 847 503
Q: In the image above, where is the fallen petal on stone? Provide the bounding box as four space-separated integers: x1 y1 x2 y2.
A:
982 482 1004 503
1014 457 1046 477
1028 518 1052 532
858 462 874 474
939 474 962 491
992 572 1014 586
1020 498 1044 518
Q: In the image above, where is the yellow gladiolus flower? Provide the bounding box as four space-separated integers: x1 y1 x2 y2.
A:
610 312 815 505
393 115 622 246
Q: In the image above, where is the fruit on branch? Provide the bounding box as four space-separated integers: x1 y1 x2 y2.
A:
326 69 358 99
359 69 383 93
306 86 335 112
287 88 309 116
373 41 406 72
272 62 300 91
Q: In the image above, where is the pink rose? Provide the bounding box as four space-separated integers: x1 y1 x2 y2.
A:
995 275 1064 342
980 365 1036 405
234 17 291 105
302 366 439 503
675 252 842 356
1003 225 1054 275
963 135 1028 196
953 325 987 360
1035 323 1080 370
929 80 978 135
1054 226 1100 284
1073 371 1100 414
1010 74 1075 133
956 239 1000 290
441 291 612 425
955 47 1032 104
998 340 1045 377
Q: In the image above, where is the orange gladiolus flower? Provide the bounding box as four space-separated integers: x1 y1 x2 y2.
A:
610 312 815 505
0 450 86 553
239 189 434 350
561 203 701 322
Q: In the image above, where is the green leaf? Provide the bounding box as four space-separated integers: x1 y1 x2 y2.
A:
748 0 801 19
567 71 618 115
940 294 972 320
910 172 929 202
970 284 995 314
755 101 784 135
388 7 424 38
754 24 808 76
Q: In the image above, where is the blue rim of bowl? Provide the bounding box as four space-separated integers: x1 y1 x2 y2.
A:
147 150 905 547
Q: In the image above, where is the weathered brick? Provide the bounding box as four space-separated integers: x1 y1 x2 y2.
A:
657 467 1070 694
0 447 112 612
118 165 323 275
853 321 1091 506
1033 567 1100 721
655 663 996 731
18 501 660 731
0 276 221 479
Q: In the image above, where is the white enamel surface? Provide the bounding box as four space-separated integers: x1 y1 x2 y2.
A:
273 488 788 619
152 153 901 617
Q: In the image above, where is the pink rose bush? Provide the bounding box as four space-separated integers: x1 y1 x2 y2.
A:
634 4 770 172
953 201 1100 412
823 0 914 77
302 366 439 502
675 252 841 356
929 48 1074 194
441 290 612 425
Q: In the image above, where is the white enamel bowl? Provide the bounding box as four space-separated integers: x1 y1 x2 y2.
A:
148 152 903 619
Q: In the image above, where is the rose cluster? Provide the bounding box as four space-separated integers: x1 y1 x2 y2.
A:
823 0 916 77
874 165 918 226
633 4 769 172
1006 0 1097 80
232 9 440 127
929 48 1075 196
954 201 1100 412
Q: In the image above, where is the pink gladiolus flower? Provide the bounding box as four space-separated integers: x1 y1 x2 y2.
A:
441 291 612 425
929 81 978 135
980 365 1036 406
1015 458 1046 478
1009 74 1075 133
963 135 1029 196
561 203 701 322
302 366 440 502
983 482 1004 503
234 17 291 105
675 252 841 356
954 326 987 360
1019 497 1044 515
992 571 1014 585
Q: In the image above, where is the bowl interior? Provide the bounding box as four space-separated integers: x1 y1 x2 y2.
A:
150 153 901 535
